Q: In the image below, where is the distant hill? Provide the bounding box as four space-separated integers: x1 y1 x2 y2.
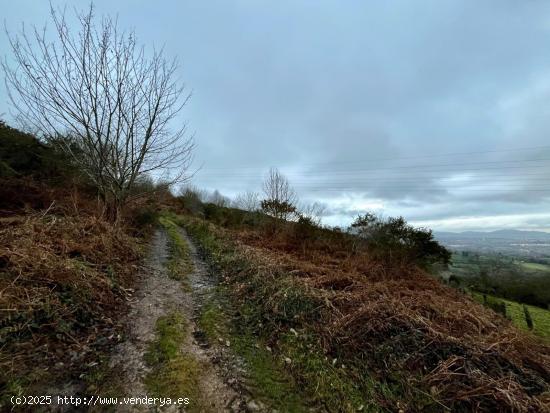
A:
435 229 550 241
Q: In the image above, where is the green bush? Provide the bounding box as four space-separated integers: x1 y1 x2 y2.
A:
260 199 297 220
131 205 159 228
203 203 263 229
351 213 451 267
523 305 534 330
289 214 319 244
0 121 76 179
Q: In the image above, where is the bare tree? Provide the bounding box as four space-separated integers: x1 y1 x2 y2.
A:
299 201 326 226
178 184 207 203
177 185 205 214
262 167 297 205
233 190 260 211
3 4 193 220
261 167 298 220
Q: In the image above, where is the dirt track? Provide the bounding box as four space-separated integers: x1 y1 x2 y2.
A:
110 228 244 412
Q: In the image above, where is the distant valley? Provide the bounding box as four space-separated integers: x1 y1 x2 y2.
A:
435 229 550 261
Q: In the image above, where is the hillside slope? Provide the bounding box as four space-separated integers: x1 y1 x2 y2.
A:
0 123 146 408
1 122 549 411
173 206 550 412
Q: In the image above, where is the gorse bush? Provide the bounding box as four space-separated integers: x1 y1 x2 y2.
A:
295 214 318 235
0 122 98 215
0 121 77 180
130 205 160 228
351 213 451 267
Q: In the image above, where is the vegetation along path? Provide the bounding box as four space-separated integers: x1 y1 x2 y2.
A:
110 225 247 412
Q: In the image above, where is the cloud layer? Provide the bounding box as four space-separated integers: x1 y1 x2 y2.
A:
2 1 550 231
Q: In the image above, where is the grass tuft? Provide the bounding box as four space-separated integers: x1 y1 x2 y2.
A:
144 312 202 410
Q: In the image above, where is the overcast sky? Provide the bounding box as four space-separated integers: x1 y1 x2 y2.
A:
2 1 550 231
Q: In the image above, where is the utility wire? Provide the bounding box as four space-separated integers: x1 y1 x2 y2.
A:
203 145 550 171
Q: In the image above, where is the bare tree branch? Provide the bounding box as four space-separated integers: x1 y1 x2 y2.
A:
2 3 194 219
261 167 298 220
233 190 260 212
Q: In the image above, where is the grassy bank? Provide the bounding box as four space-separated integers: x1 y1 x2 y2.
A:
519 261 550 272
175 211 550 412
0 213 143 407
181 216 418 412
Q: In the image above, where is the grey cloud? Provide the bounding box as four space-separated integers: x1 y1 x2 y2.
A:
1 1 550 230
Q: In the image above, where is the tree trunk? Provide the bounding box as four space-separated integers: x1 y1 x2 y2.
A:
105 198 123 224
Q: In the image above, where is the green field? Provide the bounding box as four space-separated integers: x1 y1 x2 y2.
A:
471 292 550 340
517 261 550 272
449 253 550 275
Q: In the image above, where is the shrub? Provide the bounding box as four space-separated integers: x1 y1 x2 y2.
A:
202 203 254 228
0 122 77 180
350 214 451 267
260 199 297 221
130 205 159 228
177 188 204 215
290 214 319 245
523 305 534 330
487 300 507 318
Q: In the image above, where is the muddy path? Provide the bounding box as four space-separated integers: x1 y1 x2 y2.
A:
110 228 245 412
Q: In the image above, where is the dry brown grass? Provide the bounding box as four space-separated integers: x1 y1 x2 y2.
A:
223 225 550 411
0 206 142 394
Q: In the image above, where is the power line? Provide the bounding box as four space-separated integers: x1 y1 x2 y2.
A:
191 147 550 196
202 145 550 171
198 175 549 182
301 188 550 192
198 160 550 178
